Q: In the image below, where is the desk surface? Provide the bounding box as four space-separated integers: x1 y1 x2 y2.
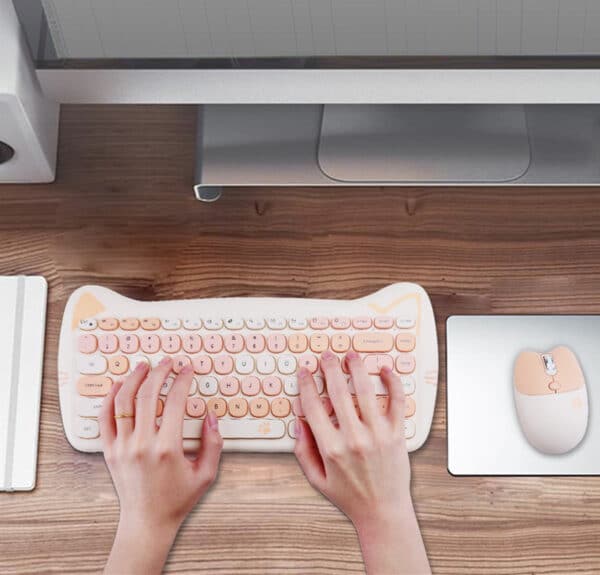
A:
1 105 600 575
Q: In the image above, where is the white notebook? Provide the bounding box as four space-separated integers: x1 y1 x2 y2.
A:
0 276 47 491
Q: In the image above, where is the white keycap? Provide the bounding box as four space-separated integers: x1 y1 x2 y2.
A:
197 376 218 396
235 355 255 375
77 354 108 375
130 355 149 371
151 355 168 367
76 417 99 439
245 317 265 330
289 317 307 330
160 376 176 396
204 317 223 330
183 318 202 330
284 376 299 396
182 418 285 439
396 316 416 329
79 318 97 330
404 419 416 439
256 355 276 374
76 396 104 417
188 379 197 396
266 317 287 330
278 354 297 375
223 317 244 330
161 318 181 330
402 376 416 395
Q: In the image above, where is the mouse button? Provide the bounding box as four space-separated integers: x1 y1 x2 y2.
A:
514 351 551 395
551 346 585 392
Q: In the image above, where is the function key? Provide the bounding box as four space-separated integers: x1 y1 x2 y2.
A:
401 376 416 395
120 318 140 331
79 318 97 331
395 354 416 374
223 317 243 330
161 318 181 330
141 318 161 330
266 317 287 330
98 318 119 331
78 334 98 354
396 333 416 352
309 316 329 329
183 318 202 330
77 355 107 375
331 317 351 329
405 397 416 418
204 317 223 330
289 317 308 330
396 316 416 329
374 316 394 329
352 316 373 330
76 418 99 439
245 317 266 330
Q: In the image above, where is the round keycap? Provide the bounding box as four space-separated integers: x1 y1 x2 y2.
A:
245 333 266 353
249 397 270 418
98 318 119 330
192 355 213 375
140 334 160 354
186 398 206 418
224 334 244 353
219 376 240 396
120 317 140 331
271 397 291 418
197 376 218 396
228 398 249 418
405 397 416 418
310 334 329 353
395 354 416 374
98 334 119 354
78 334 98 354
141 318 161 330
161 334 181 354
396 333 416 352
172 355 192 374
183 334 202 354
207 398 227 417
288 333 308 352
298 354 318 373
204 334 223 353
214 355 234 375
119 334 140 354
262 376 282 396
292 398 304 417
331 333 351 353
267 334 287 353
109 355 129 375
241 376 260 396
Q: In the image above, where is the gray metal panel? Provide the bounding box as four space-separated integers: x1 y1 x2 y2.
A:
447 315 600 476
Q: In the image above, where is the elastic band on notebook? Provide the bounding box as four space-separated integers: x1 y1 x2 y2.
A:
4 276 26 492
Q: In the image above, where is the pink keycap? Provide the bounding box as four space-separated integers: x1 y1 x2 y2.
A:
292 398 304 417
298 354 319 373
182 334 202 354
331 317 351 329
204 334 223 353
192 355 213 375
119 334 140 354
374 316 394 329
214 354 234 375
173 355 192 374
98 334 118 354
364 354 394 374
224 333 244 353
78 334 98 354
245 334 266 353
267 334 286 353
262 376 282 396
186 398 206 418
352 316 373 329
395 353 416 374
140 334 160 354
309 316 329 329
241 376 260 396
219 376 240 396
161 334 181 354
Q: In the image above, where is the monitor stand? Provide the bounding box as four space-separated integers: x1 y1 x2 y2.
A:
194 104 600 201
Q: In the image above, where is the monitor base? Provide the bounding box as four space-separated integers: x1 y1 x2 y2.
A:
194 104 600 200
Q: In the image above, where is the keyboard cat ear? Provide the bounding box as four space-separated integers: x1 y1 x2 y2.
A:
71 291 106 330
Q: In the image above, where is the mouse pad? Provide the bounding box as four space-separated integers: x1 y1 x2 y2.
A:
447 316 599 475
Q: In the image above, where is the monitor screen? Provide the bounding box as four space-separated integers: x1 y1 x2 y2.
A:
14 0 600 69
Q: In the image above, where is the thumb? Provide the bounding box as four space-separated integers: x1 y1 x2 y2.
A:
194 411 224 486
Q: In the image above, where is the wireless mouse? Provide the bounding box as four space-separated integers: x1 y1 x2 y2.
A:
513 346 588 455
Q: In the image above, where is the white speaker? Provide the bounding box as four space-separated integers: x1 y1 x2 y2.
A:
0 0 59 183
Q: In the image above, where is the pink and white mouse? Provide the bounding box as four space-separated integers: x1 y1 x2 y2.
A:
513 346 588 455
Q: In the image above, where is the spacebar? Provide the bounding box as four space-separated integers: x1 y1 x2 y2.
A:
182 418 285 439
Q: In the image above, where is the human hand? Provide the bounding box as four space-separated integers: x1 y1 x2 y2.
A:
99 358 223 575
294 351 430 575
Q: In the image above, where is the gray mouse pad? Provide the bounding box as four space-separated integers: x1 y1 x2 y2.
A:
447 315 599 475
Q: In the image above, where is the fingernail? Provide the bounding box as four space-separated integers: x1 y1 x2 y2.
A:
181 365 193 375
160 356 171 366
135 361 147 372
346 351 359 361
381 365 392 375
322 350 334 361
207 410 219 430
294 419 302 438
298 367 309 379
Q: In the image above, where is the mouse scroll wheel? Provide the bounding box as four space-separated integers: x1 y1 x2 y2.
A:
542 354 558 376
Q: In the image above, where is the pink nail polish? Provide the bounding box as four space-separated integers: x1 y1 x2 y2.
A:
207 411 219 430
160 356 171 366
135 361 147 372
294 419 302 438
322 350 334 361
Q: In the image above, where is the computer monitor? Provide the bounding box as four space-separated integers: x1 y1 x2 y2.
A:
4 0 600 195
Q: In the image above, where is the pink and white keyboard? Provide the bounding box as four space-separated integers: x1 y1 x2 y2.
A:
59 283 438 453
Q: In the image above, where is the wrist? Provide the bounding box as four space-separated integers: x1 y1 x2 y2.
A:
117 512 181 545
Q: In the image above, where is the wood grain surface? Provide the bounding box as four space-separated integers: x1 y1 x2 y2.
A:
1 105 600 575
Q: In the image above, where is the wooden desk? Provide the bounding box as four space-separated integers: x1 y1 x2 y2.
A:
1 105 600 574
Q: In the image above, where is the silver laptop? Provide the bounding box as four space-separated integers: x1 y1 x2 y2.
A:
447 315 599 476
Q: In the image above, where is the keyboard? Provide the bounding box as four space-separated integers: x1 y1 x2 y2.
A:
0 276 47 491
59 283 438 453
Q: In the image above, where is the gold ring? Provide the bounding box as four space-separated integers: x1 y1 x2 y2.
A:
114 413 135 419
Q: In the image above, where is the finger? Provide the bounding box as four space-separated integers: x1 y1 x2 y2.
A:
159 365 193 444
345 351 378 426
293 418 326 490
99 380 123 448
194 412 224 485
298 367 336 453
380 365 406 432
114 363 149 438
320 351 360 431
134 357 172 433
